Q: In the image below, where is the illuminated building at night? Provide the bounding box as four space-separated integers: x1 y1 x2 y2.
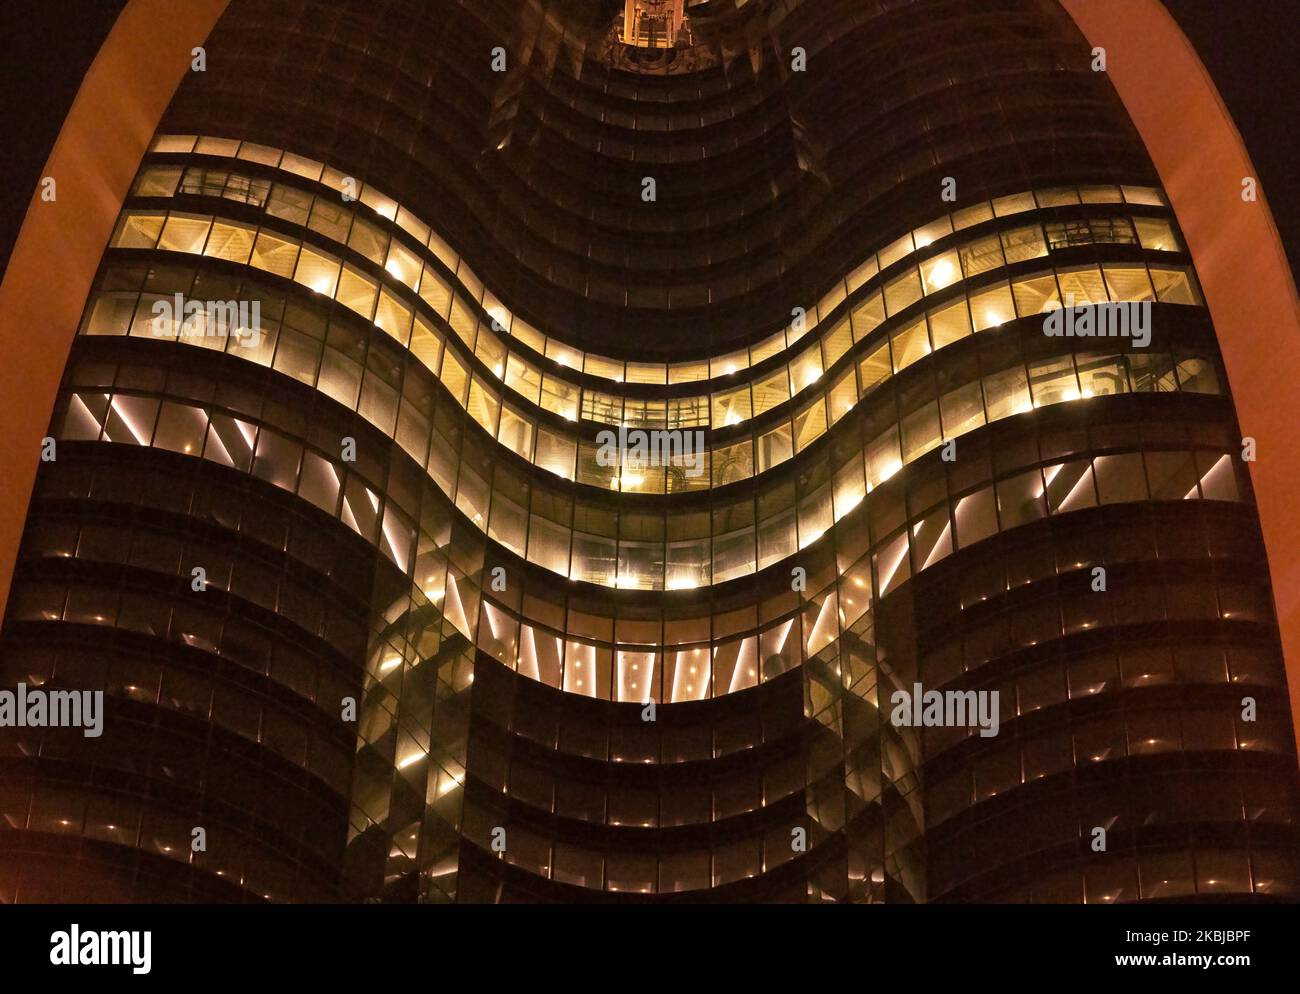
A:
0 0 1297 903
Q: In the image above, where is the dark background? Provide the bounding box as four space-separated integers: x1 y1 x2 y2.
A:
0 0 1296 278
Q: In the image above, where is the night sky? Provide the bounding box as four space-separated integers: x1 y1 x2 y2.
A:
0 0 1295 280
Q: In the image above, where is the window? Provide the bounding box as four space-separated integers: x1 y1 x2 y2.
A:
878 233 914 269
891 319 930 371
417 267 452 319
250 230 300 279
1035 187 1080 208
997 470 1046 529
1150 266 1202 304
901 401 942 462
111 211 165 249
1056 265 1109 307
712 440 753 486
713 384 753 427
409 317 442 373
132 165 181 198
1028 356 1079 407
851 292 886 341
336 265 378 319
347 217 388 264
1093 453 1147 504
952 201 994 230
940 380 985 437
293 245 341 298
669 361 708 384
266 184 312 227
913 216 953 248
790 345 823 392
307 198 353 243
954 488 998 550
1176 356 1220 394
281 152 324 182
960 235 1004 278
222 173 270 207
203 220 256 264
858 342 891 393
927 297 971 349
992 192 1035 216
757 423 793 472
821 318 853 369
1076 353 1129 396
970 283 1014 331
883 268 923 316
157 212 212 254
153 402 208 455
921 250 961 294
793 397 827 452
539 375 578 422
710 349 748 379
846 255 879 294
1000 225 1048 264
983 364 1031 421
384 240 421 290
828 368 856 424
1102 265 1155 302
81 292 137 336
1135 217 1180 252
1079 185 1123 204
1121 186 1165 206
375 289 413 344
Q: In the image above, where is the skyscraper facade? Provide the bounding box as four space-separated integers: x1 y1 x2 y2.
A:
1 0 1296 903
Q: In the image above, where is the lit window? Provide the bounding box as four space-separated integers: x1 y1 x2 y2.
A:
857 341 892 393
878 233 914 269
293 245 341 298
952 201 994 230
1121 185 1165 206
1150 266 1202 305
1012 272 1062 316
1103 264 1156 302
970 282 1014 331
383 240 421 290
890 319 930 371
203 220 256 264
920 250 961 294
883 268 923 316
1001 224 1049 264
712 384 753 427
157 212 212 254
131 165 181 198
1135 217 1181 252
850 292 886 341
992 192 1035 216
110 211 164 250
80 292 137 336
928 297 971 348
374 288 413 345
335 265 378 319
249 230 300 279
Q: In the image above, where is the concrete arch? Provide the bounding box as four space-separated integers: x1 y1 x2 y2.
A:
0 0 229 613
1063 0 1300 752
